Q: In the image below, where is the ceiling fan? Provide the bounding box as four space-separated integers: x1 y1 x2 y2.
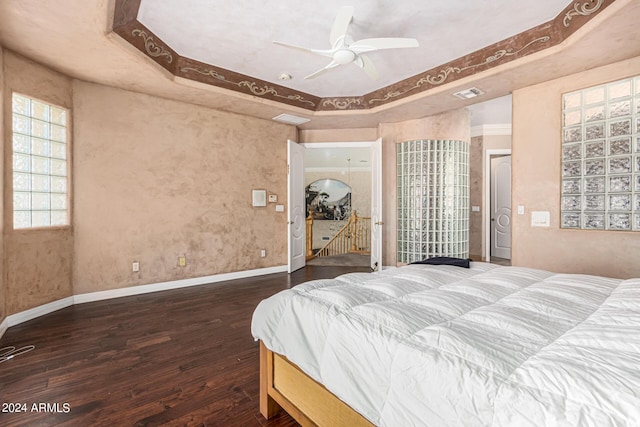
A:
274 6 419 80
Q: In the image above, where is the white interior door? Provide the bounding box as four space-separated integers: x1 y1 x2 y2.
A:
370 138 383 271
490 155 512 259
288 140 306 273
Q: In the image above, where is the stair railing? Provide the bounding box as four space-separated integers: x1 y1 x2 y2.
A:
316 211 371 257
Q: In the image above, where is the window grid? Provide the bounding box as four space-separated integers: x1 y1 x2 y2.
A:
561 76 640 231
12 93 68 229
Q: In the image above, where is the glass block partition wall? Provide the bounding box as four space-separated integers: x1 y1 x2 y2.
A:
561 75 640 231
397 140 469 263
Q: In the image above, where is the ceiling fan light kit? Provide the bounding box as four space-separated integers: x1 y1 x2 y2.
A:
334 49 356 65
274 6 419 80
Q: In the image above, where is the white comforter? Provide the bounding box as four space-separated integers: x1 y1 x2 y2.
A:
251 263 640 426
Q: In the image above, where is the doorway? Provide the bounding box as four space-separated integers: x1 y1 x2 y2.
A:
294 141 381 269
485 149 512 264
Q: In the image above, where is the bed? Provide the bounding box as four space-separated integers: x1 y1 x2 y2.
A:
251 262 640 426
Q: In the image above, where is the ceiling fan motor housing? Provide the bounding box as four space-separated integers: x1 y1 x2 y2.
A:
334 49 356 64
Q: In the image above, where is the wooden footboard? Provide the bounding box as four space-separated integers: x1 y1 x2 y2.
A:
259 341 374 427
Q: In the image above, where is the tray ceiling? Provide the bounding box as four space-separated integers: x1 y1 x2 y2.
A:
136 0 571 98
114 0 618 111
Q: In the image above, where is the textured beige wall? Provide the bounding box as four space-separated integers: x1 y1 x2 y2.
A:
469 136 483 258
379 109 471 266
3 51 74 315
512 55 640 278
483 134 512 150
72 81 295 294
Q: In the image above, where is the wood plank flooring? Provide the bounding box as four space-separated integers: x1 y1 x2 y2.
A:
0 265 370 427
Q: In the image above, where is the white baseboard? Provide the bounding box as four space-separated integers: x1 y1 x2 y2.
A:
0 317 8 340
5 296 75 330
73 265 288 304
0 265 288 336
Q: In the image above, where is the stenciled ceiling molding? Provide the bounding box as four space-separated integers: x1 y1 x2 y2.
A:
563 0 606 26
112 0 615 112
131 29 174 64
177 62 320 108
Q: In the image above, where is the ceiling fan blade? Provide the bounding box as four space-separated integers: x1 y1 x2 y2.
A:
354 54 379 80
350 37 419 53
304 60 341 79
329 6 354 48
273 41 333 58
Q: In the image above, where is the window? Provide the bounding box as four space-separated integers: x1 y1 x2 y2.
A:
560 76 640 231
12 93 69 229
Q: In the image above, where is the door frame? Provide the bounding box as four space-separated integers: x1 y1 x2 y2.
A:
484 149 511 262
299 141 380 266
288 140 306 273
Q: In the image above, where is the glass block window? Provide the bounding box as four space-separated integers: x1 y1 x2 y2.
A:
561 75 640 231
12 93 69 229
397 140 469 263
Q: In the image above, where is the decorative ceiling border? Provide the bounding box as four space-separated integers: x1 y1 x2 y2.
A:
112 0 614 113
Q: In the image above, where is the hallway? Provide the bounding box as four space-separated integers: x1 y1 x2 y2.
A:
306 253 371 267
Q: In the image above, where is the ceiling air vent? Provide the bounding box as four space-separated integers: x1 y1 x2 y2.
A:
272 113 310 125
453 87 485 100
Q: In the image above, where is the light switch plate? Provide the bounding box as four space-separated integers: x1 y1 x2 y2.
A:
517 205 525 215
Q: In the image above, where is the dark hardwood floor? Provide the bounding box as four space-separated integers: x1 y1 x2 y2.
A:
0 265 371 427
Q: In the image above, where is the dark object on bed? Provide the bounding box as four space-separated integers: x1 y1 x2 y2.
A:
410 256 471 268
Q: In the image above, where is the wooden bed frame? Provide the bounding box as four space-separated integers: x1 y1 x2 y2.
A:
259 341 374 427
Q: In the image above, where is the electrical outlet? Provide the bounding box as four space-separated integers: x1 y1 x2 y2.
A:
132 261 140 272
260 249 266 258
178 256 186 267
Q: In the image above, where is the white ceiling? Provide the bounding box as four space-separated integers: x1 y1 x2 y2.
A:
306 146 371 170
138 0 571 97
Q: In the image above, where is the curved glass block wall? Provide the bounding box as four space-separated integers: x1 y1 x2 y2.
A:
397 139 470 263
